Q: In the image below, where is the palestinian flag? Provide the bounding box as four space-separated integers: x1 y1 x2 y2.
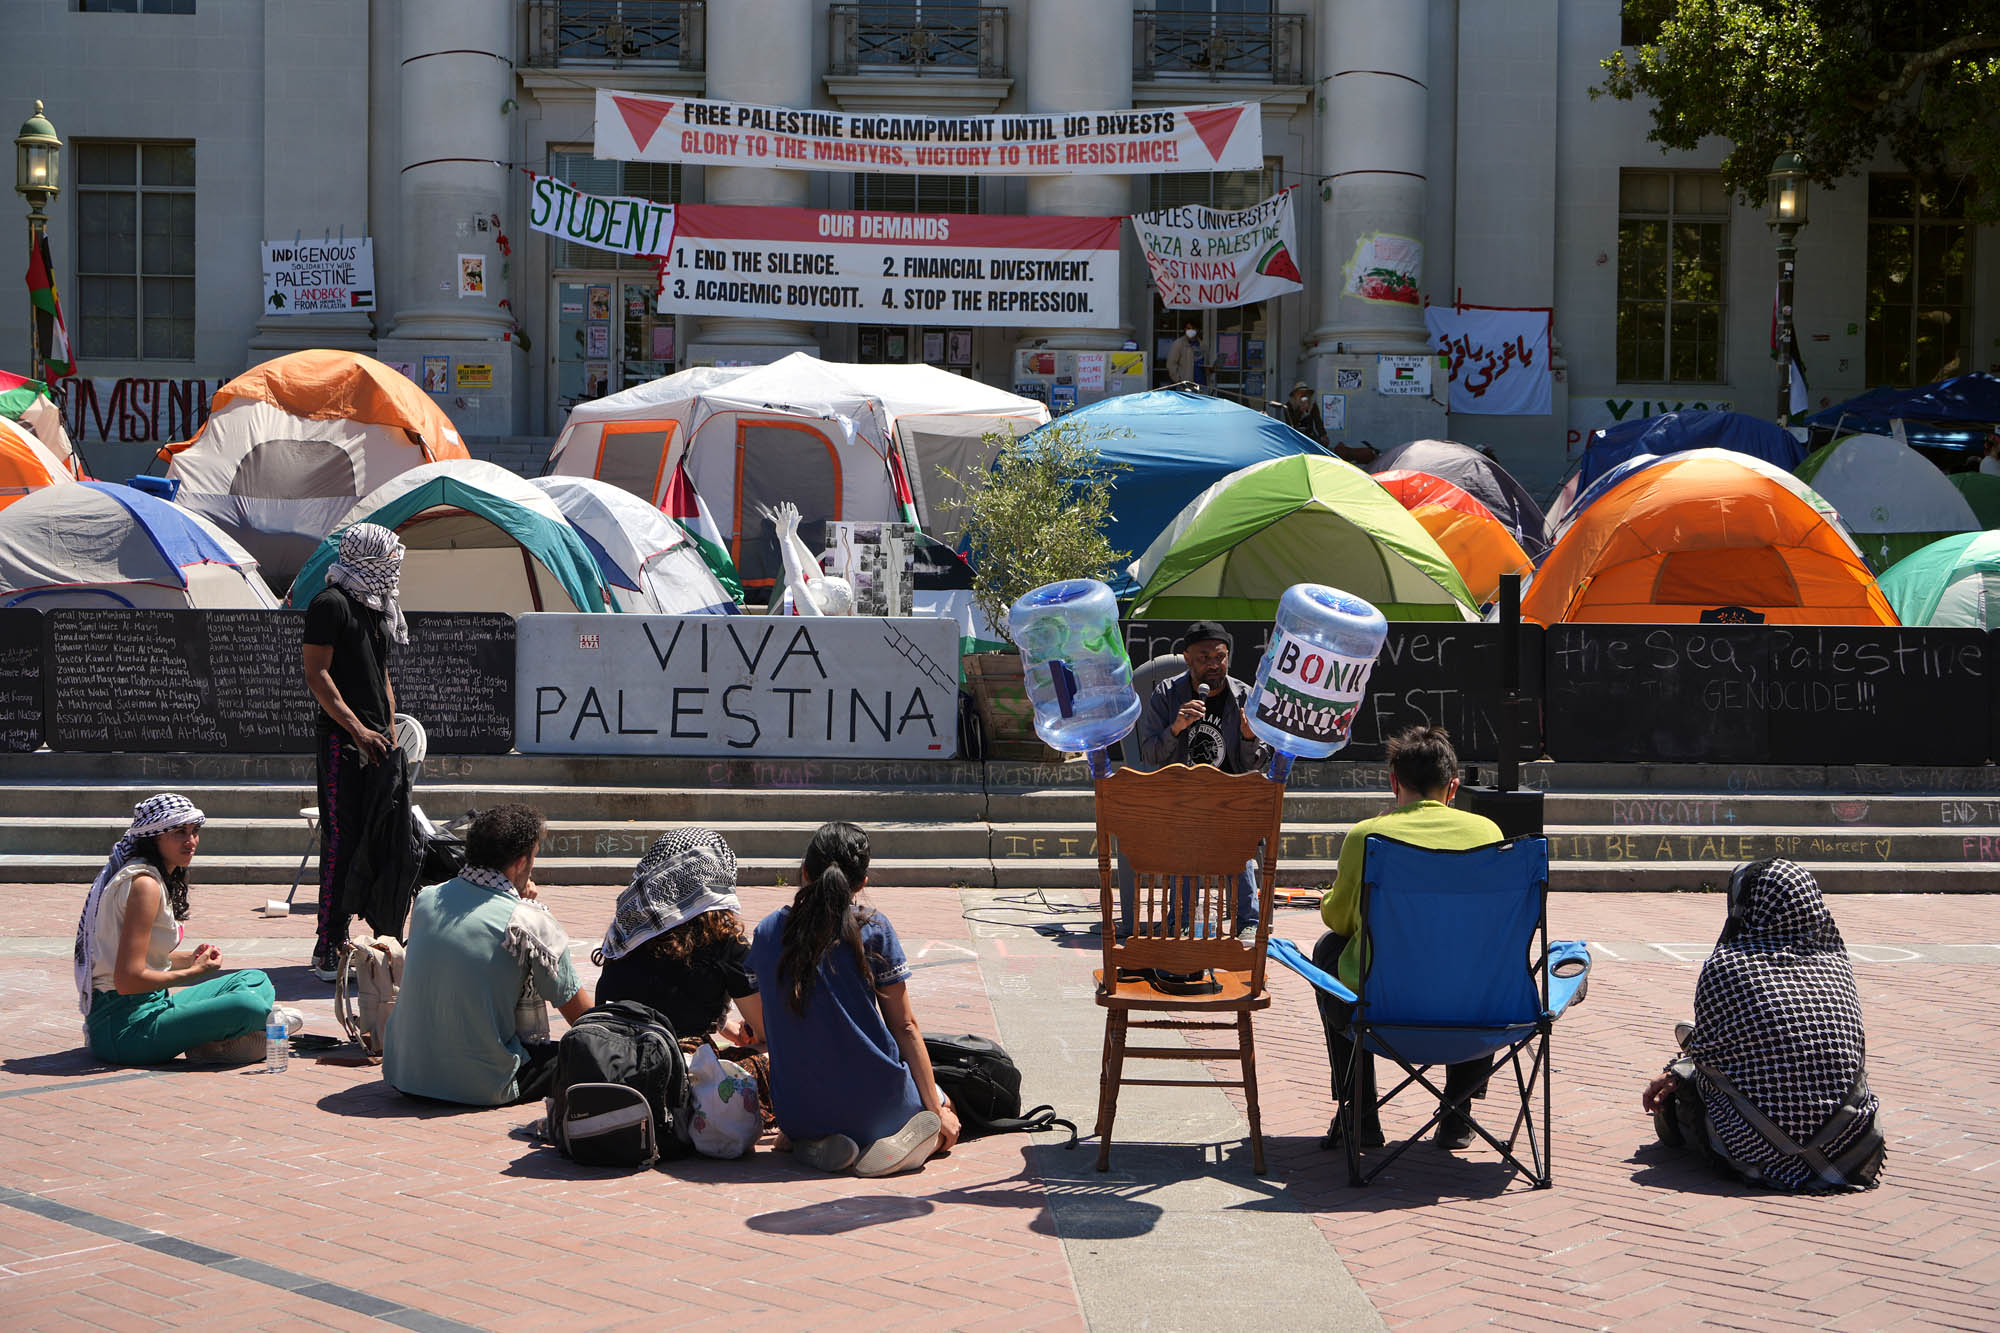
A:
25 234 73 379
1255 239 1302 285
664 460 743 603
0 369 49 421
887 447 922 528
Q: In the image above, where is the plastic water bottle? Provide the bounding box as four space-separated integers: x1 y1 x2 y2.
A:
1007 579 1140 770
1246 584 1389 773
265 1005 288 1074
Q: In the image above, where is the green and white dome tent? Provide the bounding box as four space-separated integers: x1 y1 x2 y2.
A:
1793 432 1979 571
1876 531 2000 630
1124 454 1478 621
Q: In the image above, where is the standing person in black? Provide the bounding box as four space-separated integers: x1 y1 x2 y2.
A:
301 523 405 981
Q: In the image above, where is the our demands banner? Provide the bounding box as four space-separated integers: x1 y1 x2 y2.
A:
526 173 675 258
658 205 1121 328
595 89 1262 175
1133 188 1303 309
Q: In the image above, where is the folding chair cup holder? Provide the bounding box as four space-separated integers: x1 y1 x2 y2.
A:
1091 764 1286 1174
1268 835 1592 1189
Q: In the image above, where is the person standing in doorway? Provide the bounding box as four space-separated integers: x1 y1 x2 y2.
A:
1167 322 1204 388
302 523 406 981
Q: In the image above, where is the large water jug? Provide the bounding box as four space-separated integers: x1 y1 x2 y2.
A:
1246 583 1388 762
1007 579 1141 758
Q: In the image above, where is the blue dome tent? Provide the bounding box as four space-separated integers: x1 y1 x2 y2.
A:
1578 410 1807 492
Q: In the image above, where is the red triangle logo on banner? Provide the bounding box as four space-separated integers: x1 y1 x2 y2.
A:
613 96 675 152
1184 106 1247 162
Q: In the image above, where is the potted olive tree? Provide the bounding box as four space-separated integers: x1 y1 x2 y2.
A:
944 420 1130 760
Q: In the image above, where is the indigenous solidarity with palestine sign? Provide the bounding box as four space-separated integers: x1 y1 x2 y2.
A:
594 90 1262 175
1133 188 1304 309
658 206 1121 327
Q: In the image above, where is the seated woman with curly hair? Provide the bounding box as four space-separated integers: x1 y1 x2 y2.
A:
593 828 768 1100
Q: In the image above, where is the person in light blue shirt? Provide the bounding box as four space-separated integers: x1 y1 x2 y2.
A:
384 804 593 1107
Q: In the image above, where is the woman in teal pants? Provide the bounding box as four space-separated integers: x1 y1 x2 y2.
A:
73 794 294 1065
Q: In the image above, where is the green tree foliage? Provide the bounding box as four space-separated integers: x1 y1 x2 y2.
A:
1597 2 2000 218
942 421 1131 645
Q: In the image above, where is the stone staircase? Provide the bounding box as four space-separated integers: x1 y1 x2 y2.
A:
2 752 1996 894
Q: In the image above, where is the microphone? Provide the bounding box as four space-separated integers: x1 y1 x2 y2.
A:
1195 683 1212 699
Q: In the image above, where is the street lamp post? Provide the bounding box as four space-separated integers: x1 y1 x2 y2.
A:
14 101 61 384
1766 147 1808 424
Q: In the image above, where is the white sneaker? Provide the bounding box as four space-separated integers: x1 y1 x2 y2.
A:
276 1006 306 1037
855 1111 943 1177
793 1134 861 1173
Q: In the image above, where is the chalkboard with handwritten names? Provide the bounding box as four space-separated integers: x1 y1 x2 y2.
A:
1121 620 1544 762
0 608 44 752
44 609 518 754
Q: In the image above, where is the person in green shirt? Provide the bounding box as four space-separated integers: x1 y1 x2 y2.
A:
1313 726 1502 1152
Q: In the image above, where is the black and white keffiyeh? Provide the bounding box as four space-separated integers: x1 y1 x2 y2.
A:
459 865 518 895
597 828 740 963
72 794 206 1016
1687 859 1874 1188
326 522 409 645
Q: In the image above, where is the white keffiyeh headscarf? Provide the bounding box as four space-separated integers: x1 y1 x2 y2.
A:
73 794 206 1016
596 827 741 964
326 522 409 645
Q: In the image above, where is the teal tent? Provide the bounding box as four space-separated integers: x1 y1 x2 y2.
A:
1877 531 2000 629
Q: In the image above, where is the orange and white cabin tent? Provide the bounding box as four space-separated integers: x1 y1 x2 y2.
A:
160 350 469 586
1374 469 1533 607
1522 453 1897 626
0 416 74 512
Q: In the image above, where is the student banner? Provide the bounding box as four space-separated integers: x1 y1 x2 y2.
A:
658 205 1121 328
1424 305 1553 416
1133 188 1303 309
525 173 676 258
594 89 1262 175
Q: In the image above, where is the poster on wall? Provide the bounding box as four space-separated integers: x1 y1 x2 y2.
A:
658 205 1121 328
1424 305 1553 416
587 286 612 320
585 324 610 359
260 238 375 314
1132 188 1303 309
421 356 449 393
1320 393 1346 431
1344 233 1421 306
526 172 676 257
595 89 1263 176
514 613 961 758
458 254 485 298
1377 354 1432 396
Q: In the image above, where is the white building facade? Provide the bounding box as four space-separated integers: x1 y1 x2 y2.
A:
4 0 1994 493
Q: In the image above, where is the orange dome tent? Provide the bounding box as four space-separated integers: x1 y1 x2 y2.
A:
1522 453 1897 626
1374 469 1533 606
0 416 73 512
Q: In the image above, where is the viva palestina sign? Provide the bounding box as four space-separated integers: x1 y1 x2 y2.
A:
260 239 374 314
526 172 676 258
515 613 962 757
1132 188 1303 309
658 205 1120 327
1252 629 1377 747
594 88 1262 176
1424 305 1553 416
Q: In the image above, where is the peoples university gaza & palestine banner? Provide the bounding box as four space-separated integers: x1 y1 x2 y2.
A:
594 89 1262 175
658 205 1120 328
1133 188 1303 310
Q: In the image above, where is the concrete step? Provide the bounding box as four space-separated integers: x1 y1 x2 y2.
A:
988 859 2000 894
0 854 996 889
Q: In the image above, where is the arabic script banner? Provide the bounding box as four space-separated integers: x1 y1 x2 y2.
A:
1424 306 1553 416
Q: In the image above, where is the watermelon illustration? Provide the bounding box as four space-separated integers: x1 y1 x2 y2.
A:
1255 240 1302 284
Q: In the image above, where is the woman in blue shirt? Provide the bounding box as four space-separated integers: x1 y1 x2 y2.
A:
748 822 960 1176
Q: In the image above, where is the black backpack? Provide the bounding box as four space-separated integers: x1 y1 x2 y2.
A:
549 1000 693 1167
924 1034 1076 1147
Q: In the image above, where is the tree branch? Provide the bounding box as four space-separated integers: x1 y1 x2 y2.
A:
1874 32 2000 106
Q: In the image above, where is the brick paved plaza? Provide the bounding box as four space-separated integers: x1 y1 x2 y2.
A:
3 880 1995 1330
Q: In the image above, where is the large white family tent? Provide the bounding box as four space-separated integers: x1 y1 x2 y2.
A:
545 353 1045 590
530 476 737 615
160 350 470 586
0 481 280 609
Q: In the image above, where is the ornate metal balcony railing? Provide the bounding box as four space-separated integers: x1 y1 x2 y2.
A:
524 0 705 70
828 4 1007 78
1134 9 1306 83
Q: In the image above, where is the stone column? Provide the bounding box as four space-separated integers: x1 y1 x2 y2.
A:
691 0 818 356
1305 0 1444 445
248 0 374 355
1019 0 1133 349
376 0 519 434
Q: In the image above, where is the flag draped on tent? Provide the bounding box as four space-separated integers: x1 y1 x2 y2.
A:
26 235 73 380
887 448 922 528
664 460 743 603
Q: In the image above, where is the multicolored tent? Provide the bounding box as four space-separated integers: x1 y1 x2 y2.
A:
1876 532 2000 629
1522 454 1896 626
0 480 279 609
0 369 80 477
288 460 607 614
0 416 73 512
530 476 737 615
161 351 470 586
1366 438 1546 556
1126 455 1477 621
1792 433 1979 571
1372 469 1533 607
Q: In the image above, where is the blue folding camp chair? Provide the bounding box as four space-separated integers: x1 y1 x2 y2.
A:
1270 834 1591 1188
